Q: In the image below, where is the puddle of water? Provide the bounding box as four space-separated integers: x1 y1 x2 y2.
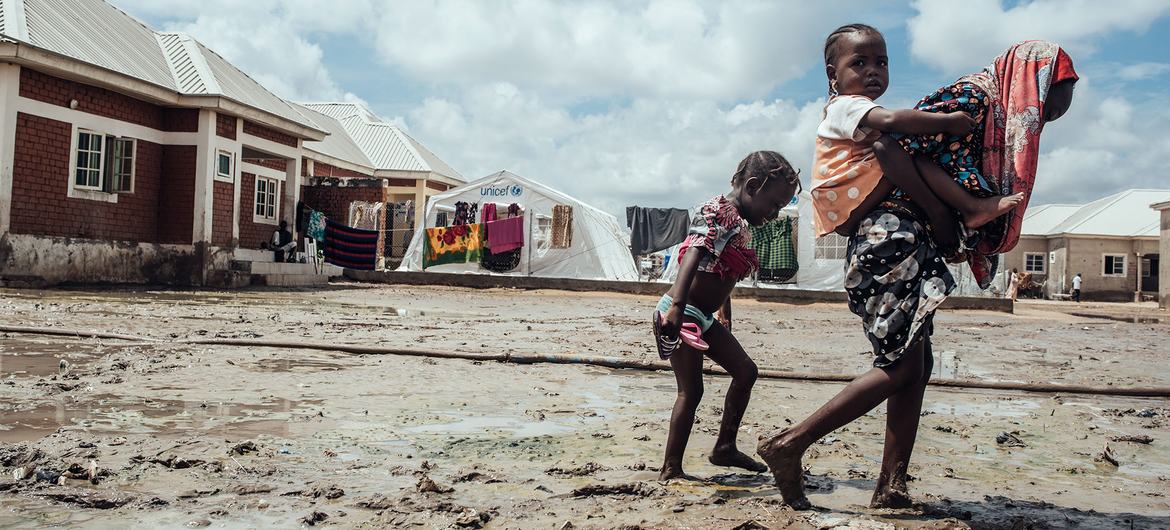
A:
250 358 347 372
0 395 324 442
0 340 103 377
926 397 1041 418
1070 312 1164 324
401 413 578 438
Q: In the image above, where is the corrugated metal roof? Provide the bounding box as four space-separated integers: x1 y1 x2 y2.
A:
0 0 322 135
297 104 374 169
300 102 463 181
22 0 176 89
1021 204 1081 236
1027 189 1170 238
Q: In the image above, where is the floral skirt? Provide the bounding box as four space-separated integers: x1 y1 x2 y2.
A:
845 202 956 367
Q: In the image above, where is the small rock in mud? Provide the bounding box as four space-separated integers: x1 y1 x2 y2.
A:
40 489 132 509
229 484 274 495
933 425 956 434
178 488 220 499
730 521 770 530
416 475 454 494
545 462 606 477
185 519 211 528
229 441 259 456
355 494 395 510
569 482 659 498
150 455 206 469
291 484 345 499
1095 444 1120 466
454 508 490 528
633 435 651 441
300 511 328 526
1110 434 1154 444
453 470 504 484
627 462 646 471
0 445 45 468
995 431 1026 447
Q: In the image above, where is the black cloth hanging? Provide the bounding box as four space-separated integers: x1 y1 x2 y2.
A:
626 206 691 255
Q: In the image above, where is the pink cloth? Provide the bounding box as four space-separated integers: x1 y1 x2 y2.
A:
487 216 524 252
482 203 497 223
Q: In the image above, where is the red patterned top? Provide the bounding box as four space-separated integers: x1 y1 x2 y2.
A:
677 195 759 281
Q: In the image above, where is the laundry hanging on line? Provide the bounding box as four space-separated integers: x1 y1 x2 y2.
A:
551 204 573 248
486 216 524 253
323 219 378 270
748 216 798 283
626 206 690 255
424 224 483 268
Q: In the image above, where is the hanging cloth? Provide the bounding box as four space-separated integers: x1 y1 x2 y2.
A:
423 224 483 268
486 216 524 253
551 205 574 248
748 217 798 283
482 203 498 223
323 219 378 270
307 210 326 242
626 206 690 255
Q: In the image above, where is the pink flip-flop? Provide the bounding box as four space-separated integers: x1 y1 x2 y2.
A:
677 322 709 351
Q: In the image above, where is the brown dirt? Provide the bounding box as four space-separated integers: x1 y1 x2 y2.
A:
0 283 1167 528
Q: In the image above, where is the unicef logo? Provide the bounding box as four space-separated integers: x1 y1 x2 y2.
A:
510 185 523 197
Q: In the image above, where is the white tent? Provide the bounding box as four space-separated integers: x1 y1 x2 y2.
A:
398 170 639 281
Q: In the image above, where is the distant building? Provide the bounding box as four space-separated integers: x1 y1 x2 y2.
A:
0 0 461 286
1004 189 1169 302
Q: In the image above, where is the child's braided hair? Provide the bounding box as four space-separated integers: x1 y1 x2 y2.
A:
731 151 800 192
823 23 882 96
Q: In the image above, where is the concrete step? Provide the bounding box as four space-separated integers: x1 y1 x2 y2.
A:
232 261 343 276
254 274 330 287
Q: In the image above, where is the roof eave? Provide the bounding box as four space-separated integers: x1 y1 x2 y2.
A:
7 42 326 141
303 148 377 177
1152 200 1170 211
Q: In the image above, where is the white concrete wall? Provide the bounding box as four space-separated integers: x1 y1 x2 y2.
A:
0 233 215 285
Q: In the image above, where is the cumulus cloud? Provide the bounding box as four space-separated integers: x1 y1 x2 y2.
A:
906 0 1170 75
1116 62 1170 81
408 84 824 216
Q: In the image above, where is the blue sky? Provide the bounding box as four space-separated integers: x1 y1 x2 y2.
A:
114 0 1170 218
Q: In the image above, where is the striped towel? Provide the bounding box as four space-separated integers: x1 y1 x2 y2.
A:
323 219 378 270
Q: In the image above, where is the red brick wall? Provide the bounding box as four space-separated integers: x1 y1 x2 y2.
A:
238 172 283 249
212 181 234 246
162 108 199 133
158 145 196 245
388 178 415 187
19 69 167 131
242 158 287 172
310 160 370 179
242 120 297 148
426 180 449 191
216 113 237 139
301 184 388 258
9 113 164 241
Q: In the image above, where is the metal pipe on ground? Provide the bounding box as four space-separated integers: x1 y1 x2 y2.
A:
2 325 1168 398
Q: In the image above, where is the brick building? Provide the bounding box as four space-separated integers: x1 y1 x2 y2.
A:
0 0 461 285
1003 189 1169 302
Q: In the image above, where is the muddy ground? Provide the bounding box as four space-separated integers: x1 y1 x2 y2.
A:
0 284 1167 529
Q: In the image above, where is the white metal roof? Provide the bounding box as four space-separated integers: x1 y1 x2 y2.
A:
0 0 322 135
300 102 464 182
296 104 375 169
1021 204 1081 236
1024 189 1170 238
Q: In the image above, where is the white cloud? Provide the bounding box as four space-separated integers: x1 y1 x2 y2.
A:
407 84 824 216
367 0 857 101
1117 62 1170 81
907 0 1170 75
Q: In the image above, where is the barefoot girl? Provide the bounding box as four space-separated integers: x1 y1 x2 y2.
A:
758 38 1078 509
654 151 801 480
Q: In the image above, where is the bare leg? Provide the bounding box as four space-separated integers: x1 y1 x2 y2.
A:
913 155 1024 229
871 337 933 508
757 340 927 509
660 339 704 481
702 322 767 473
871 136 960 254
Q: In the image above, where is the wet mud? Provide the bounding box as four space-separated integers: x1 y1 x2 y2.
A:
0 285 1167 528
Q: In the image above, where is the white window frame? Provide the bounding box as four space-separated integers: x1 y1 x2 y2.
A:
215 149 235 183
253 176 280 225
1102 253 1127 277
815 233 849 261
73 129 104 191
107 137 136 194
1024 252 1046 274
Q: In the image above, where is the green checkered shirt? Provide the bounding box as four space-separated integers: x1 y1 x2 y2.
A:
747 217 797 270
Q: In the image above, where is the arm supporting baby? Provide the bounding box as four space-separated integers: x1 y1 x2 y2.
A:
860 108 975 136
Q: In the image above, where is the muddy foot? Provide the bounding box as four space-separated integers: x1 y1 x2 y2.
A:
870 487 916 509
756 431 811 509
708 447 767 473
963 192 1024 229
657 465 702 482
